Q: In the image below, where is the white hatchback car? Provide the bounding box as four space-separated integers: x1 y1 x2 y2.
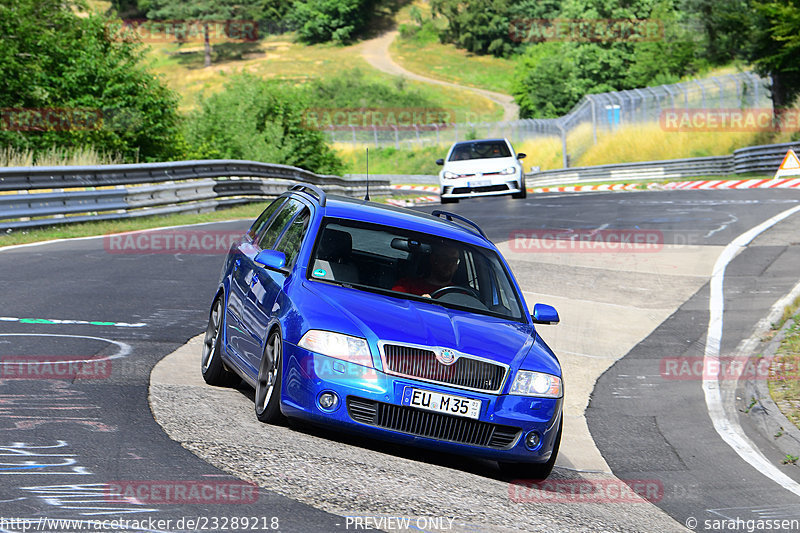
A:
436 138 527 203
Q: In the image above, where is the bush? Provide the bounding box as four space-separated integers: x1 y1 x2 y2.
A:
184 74 345 175
289 0 377 44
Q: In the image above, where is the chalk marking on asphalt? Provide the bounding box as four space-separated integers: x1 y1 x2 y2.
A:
0 316 146 328
0 333 131 360
703 204 800 497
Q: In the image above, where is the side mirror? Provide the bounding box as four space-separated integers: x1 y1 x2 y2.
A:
435 158 444 165
254 249 286 271
517 153 527 160
531 303 559 325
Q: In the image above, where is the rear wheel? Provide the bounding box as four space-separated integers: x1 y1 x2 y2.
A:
498 417 561 481
201 297 240 387
255 330 285 424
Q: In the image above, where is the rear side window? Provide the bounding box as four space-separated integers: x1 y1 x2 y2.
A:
247 198 285 240
274 208 311 268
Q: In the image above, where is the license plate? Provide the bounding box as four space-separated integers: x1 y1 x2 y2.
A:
402 387 481 419
468 179 491 188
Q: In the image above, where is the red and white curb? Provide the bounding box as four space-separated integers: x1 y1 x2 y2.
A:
663 178 800 190
386 178 800 206
530 183 642 193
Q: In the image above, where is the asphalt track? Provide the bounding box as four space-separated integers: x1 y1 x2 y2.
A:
1 189 799 532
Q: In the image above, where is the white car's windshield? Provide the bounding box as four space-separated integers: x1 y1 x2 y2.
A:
308 218 525 321
448 140 512 161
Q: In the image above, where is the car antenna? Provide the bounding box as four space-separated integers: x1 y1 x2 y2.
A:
364 147 370 201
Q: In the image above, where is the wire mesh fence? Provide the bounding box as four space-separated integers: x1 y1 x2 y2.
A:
326 72 772 168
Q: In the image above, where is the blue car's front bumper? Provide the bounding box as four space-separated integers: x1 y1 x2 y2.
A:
280 342 562 464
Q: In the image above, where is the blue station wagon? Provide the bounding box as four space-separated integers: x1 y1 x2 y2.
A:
201 184 563 479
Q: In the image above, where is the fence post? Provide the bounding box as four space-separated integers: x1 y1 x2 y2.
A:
558 120 568 168
588 95 597 144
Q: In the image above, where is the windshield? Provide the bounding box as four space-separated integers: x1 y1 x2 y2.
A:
307 218 525 321
448 140 512 161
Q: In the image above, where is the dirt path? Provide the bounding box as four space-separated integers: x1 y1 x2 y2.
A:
360 30 519 122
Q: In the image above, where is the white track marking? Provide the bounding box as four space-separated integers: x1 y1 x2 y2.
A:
0 333 131 361
703 204 800 497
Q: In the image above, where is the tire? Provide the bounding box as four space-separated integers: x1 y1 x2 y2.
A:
498 417 561 481
201 296 240 387
512 178 527 199
255 329 285 424
440 196 459 204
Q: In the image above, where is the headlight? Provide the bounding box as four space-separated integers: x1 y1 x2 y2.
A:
500 166 517 175
509 370 562 398
442 170 459 179
298 330 373 367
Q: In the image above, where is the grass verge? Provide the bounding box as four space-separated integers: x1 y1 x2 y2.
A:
0 203 270 248
769 302 800 430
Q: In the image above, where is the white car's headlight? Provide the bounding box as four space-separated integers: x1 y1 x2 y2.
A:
298 330 373 367
442 170 460 179
500 166 517 175
509 370 562 398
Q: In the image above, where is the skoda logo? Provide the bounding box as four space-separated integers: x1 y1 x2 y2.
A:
437 348 457 366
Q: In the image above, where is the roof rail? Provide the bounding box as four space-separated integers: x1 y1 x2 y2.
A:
289 183 326 207
431 210 487 239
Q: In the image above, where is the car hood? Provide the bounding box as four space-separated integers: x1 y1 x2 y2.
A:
442 157 519 175
299 281 559 374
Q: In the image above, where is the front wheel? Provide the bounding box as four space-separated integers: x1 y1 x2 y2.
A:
201 296 240 387
512 179 527 199
498 417 561 481
255 330 285 424
440 196 459 204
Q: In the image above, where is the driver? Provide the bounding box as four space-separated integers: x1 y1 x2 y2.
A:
393 244 461 298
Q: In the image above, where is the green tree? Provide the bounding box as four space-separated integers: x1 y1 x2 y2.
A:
184 74 344 175
288 0 377 44
142 0 262 67
743 0 800 108
0 0 181 161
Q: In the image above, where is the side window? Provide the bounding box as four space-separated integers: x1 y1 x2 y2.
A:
247 198 285 240
256 199 302 250
274 208 311 268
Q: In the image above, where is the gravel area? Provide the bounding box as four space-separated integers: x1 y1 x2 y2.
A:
150 361 685 533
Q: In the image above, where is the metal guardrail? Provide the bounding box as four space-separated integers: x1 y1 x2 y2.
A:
527 141 800 186
0 159 390 230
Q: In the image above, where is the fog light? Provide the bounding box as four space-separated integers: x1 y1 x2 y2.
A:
318 392 339 411
525 431 541 450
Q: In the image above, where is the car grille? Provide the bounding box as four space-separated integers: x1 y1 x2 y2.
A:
452 184 510 194
347 397 520 449
382 344 506 393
